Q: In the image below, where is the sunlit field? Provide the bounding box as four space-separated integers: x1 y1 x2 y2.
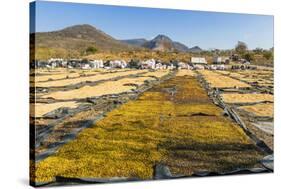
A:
33 70 265 183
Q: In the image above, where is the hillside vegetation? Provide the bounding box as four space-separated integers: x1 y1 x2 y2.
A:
85 51 193 62
31 24 273 66
32 24 141 60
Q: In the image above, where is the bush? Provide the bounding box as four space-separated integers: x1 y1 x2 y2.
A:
128 59 140 68
263 51 273 60
253 48 264 54
85 46 98 54
243 53 254 62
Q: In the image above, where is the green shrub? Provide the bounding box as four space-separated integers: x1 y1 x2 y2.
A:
86 46 98 55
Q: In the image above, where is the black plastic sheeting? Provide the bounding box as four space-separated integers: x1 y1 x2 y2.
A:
196 72 273 154
261 155 274 171
32 164 273 187
34 117 100 162
32 72 274 187
34 72 177 163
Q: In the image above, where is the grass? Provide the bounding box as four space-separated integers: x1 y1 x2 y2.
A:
85 51 193 63
34 74 264 183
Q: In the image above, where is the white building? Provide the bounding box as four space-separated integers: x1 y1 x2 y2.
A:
47 58 65 68
190 57 207 64
109 60 127 69
82 64 91 70
141 59 156 69
155 63 162 70
167 64 175 70
178 62 192 69
209 64 225 70
213 56 230 64
89 60 104 69
48 58 63 63
193 64 205 70
50 62 57 68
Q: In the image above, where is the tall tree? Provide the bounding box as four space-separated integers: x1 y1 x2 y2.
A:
235 41 248 55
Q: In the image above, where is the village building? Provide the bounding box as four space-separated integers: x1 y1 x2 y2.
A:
155 63 162 69
209 64 225 70
89 60 104 69
35 61 49 68
193 64 205 70
177 62 186 69
167 63 175 70
239 59 251 65
67 59 82 68
141 59 156 69
178 62 192 69
190 57 207 64
47 58 66 68
213 56 230 64
81 63 91 70
50 62 57 68
109 60 127 69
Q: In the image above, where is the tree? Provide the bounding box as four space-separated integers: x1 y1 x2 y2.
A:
243 53 254 62
253 48 264 54
85 46 98 55
235 41 248 55
128 59 140 68
263 51 273 60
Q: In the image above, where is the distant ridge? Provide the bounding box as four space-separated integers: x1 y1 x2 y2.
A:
120 38 148 47
187 46 202 53
121 35 202 52
173 42 190 52
32 24 203 60
33 24 142 59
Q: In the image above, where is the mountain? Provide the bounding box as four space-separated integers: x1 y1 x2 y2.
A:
187 46 202 53
33 24 141 59
122 34 190 52
143 35 178 52
173 42 189 52
120 38 148 47
32 24 203 60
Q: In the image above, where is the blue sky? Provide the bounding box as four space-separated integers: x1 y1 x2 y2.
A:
32 1 274 50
